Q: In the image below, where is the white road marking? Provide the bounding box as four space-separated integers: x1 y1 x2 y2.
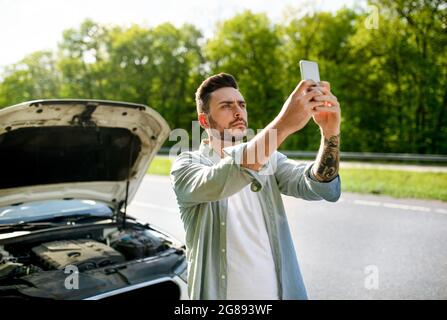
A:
139 176 447 216
382 203 431 212
130 201 178 213
353 200 382 206
350 199 442 214
133 196 445 216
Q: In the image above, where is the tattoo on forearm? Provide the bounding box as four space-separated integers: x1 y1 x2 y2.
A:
314 134 340 182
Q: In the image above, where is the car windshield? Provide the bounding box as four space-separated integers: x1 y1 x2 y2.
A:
0 199 113 224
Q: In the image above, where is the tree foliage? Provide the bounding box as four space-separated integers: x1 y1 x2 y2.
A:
1 1 445 153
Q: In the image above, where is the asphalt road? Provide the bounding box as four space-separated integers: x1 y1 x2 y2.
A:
128 175 447 300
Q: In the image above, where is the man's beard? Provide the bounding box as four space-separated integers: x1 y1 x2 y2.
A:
208 115 247 142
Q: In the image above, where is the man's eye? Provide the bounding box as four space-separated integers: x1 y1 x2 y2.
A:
240 104 246 108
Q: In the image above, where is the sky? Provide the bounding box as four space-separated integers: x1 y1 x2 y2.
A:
0 0 361 68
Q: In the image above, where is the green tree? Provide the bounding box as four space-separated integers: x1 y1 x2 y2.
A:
0 3 445 154
0 51 61 107
346 0 447 153
278 7 359 151
205 11 283 131
57 19 110 99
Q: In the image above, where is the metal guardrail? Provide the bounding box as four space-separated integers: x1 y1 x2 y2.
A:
158 147 447 163
277 151 447 163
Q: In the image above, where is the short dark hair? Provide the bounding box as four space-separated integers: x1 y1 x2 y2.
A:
195 73 238 114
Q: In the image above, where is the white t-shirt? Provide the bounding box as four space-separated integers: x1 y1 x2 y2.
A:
226 184 279 300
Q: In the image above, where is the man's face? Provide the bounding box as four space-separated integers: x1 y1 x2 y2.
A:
203 87 248 142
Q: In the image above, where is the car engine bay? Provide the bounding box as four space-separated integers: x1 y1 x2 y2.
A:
0 222 186 300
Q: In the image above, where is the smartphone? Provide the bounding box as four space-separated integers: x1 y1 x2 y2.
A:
299 60 320 82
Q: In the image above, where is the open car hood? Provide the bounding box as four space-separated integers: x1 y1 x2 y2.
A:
0 99 170 212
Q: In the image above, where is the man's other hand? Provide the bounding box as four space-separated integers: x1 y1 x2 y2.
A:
310 81 341 138
275 80 326 136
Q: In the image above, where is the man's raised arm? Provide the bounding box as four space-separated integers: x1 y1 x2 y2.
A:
242 80 341 172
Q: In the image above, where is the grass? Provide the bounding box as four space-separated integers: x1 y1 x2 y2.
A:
147 157 172 176
339 168 447 202
146 156 447 202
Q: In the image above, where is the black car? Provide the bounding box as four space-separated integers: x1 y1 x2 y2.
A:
0 99 188 300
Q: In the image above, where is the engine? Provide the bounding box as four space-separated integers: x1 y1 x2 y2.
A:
0 226 170 279
32 239 125 271
108 229 169 260
0 225 185 300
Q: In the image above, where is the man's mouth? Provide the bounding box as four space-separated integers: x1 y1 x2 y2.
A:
231 121 246 128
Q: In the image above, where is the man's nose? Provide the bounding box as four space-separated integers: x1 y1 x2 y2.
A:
233 102 244 117
234 109 241 118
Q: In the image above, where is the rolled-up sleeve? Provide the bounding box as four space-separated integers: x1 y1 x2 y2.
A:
273 152 341 202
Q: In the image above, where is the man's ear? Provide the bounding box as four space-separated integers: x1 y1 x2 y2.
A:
198 113 209 129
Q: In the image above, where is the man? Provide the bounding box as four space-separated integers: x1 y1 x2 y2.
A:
170 73 341 300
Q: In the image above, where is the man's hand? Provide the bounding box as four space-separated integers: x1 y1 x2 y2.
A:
309 81 341 138
274 80 325 136
241 80 340 173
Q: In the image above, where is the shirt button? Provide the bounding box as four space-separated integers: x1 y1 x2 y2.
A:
221 222 225 226
250 181 261 192
221 275 226 280
222 248 226 253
